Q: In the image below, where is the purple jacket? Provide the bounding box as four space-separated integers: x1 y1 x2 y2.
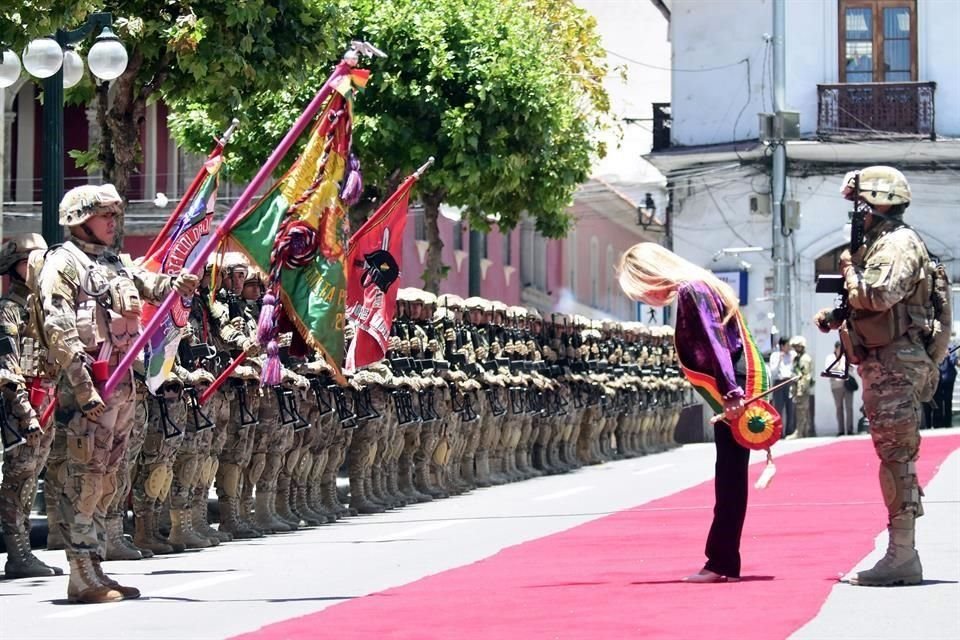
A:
674 280 745 401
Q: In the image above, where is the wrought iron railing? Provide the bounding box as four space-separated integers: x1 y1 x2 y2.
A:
817 81 935 139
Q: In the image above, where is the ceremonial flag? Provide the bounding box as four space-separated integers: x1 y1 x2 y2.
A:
227 69 370 380
140 157 222 392
344 160 433 372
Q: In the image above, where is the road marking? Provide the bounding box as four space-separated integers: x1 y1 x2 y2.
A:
46 572 252 619
534 486 592 501
368 520 465 542
632 463 674 475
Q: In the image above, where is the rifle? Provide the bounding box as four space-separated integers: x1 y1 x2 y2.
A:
155 380 185 439
329 384 358 428
309 376 334 417
230 378 259 428
817 173 867 380
0 337 26 450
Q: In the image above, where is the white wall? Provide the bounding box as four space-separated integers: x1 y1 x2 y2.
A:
669 0 771 146
671 167 959 435
670 0 960 144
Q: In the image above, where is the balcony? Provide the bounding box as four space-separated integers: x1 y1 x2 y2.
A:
817 81 936 140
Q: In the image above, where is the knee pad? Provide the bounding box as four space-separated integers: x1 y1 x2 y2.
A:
176 456 201 488
218 464 241 498
73 472 104 519
879 460 920 518
158 466 175 503
144 465 168 500
200 457 218 488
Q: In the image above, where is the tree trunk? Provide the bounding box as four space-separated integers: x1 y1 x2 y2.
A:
420 190 447 295
98 51 147 250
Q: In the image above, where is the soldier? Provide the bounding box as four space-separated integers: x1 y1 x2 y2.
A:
815 166 942 587
38 184 198 603
0 234 64 578
787 336 814 439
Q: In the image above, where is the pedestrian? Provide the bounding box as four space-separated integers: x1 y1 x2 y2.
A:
815 166 942 586
928 344 957 428
618 242 767 584
768 337 795 436
787 336 813 439
824 341 857 435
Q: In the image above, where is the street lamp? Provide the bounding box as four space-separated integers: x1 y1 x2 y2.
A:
10 13 128 243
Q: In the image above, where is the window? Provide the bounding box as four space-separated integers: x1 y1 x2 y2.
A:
413 205 426 241
502 231 512 266
840 0 916 83
590 237 599 307
452 221 464 251
567 229 577 291
519 221 547 291
815 245 847 277
605 245 615 311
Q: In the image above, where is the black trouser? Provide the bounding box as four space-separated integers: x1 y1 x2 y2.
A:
703 421 750 578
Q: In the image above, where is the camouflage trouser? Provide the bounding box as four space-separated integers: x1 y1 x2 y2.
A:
170 426 205 511
0 425 55 536
793 394 812 438
132 397 185 518
249 389 286 493
106 394 149 518
859 339 939 526
859 340 938 465
219 382 260 467
55 376 137 559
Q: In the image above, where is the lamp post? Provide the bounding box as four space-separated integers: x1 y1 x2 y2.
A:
15 13 128 244
636 191 671 248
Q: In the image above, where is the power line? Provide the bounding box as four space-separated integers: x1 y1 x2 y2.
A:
604 48 749 73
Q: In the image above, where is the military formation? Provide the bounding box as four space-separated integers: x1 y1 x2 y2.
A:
0 183 692 604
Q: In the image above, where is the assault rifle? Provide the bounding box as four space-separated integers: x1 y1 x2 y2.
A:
817 173 867 380
0 337 26 450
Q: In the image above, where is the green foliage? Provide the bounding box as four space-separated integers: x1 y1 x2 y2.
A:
67 145 103 173
170 0 610 241
0 3 98 49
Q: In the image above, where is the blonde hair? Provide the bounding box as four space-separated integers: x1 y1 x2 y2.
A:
617 242 739 323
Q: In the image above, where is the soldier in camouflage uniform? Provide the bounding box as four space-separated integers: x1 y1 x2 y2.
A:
0 234 64 578
816 166 941 587
38 184 198 603
215 257 264 539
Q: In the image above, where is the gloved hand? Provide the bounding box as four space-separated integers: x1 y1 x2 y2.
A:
242 338 261 356
173 271 200 297
77 383 106 420
188 369 215 387
814 307 842 333
443 328 455 343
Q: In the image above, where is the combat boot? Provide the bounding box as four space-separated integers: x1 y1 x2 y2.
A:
90 555 141 599
133 509 175 555
349 474 385 514
848 518 922 586
192 498 231 543
66 556 124 604
218 496 262 539
104 514 143 560
3 531 64 578
294 485 326 525
273 487 301 529
168 509 214 549
252 491 284 532
312 482 338 522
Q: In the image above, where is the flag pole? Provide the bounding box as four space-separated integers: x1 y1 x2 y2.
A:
102 43 384 400
145 119 240 258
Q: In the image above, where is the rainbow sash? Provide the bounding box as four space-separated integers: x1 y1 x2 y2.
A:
675 311 769 416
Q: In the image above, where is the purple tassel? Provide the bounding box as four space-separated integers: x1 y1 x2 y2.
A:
257 293 277 345
261 340 282 388
339 154 363 206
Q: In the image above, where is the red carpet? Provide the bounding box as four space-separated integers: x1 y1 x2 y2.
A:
234 435 960 640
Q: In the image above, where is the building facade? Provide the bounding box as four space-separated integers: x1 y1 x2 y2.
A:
648 0 960 433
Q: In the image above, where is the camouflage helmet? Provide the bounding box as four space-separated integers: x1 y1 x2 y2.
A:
841 166 911 207
0 233 47 275
58 184 123 226
220 252 249 274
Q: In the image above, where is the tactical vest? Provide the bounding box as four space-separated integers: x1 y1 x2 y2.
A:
62 242 143 357
847 226 933 356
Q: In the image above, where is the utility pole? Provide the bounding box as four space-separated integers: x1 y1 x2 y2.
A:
771 0 792 339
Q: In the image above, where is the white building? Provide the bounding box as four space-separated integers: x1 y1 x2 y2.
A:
647 0 960 434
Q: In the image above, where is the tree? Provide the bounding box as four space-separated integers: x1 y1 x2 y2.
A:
170 0 611 292
65 0 353 246
1 4 98 49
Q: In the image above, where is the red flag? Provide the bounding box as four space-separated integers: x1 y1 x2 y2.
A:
344 176 417 372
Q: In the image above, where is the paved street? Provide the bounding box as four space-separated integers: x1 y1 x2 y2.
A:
1 430 958 640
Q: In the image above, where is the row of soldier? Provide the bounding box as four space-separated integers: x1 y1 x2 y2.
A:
0 184 692 603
